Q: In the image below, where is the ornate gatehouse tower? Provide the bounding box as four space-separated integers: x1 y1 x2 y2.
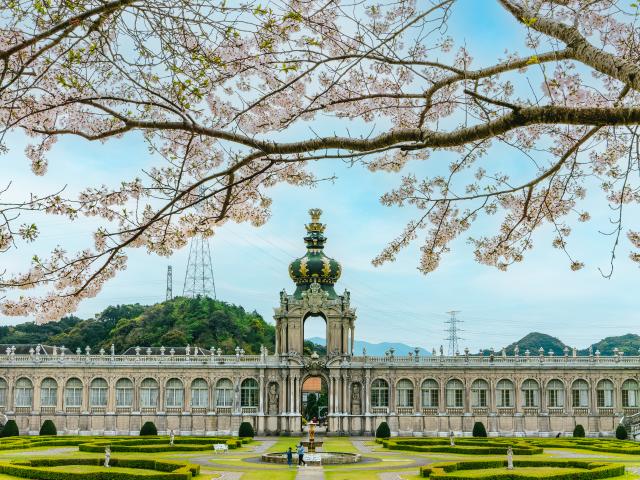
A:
274 209 356 356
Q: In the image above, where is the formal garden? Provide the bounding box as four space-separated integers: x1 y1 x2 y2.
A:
0 420 636 479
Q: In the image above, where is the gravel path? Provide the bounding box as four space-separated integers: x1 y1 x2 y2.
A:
546 449 608 458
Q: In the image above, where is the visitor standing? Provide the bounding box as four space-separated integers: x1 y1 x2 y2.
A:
286 447 293 468
297 444 306 467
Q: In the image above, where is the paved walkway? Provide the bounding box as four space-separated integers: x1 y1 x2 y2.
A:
295 466 324 479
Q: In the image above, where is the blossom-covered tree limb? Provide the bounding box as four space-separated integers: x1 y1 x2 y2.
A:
1 0 640 321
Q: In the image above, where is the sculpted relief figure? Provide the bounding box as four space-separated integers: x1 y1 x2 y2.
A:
267 383 279 415
351 383 362 414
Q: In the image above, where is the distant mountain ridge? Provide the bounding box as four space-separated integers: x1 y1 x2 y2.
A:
308 337 430 356
500 332 640 356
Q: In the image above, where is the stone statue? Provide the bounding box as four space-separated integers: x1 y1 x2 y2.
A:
506 445 514 470
170 429 175 447
267 383 279 415
351 383 362 414
104 446 111 468
449 431 455 447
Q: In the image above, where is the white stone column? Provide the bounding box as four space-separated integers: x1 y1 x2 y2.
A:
258 372 265 414
289 375 295 414
107 378 116 413
33 377 41 412
342 374 348 414
184 379 191 413
56 377 64 412
365 371 371 414
82 378 90 413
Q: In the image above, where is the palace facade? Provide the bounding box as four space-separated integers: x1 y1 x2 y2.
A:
1 210 639 437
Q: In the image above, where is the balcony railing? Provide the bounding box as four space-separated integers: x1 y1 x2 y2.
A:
523 407 539 416
40 406 55 414
548 407 565 415
396 406 414 415
422 407 438 415
191 407 207 414
115 407 131 414
573 407 589 415
241 406 258 415
140 407 157 414
446 407 463 415
65 406 81 414
472 407 489 415
215 406 232 414
15 407 31 414
598 407 614 416
90 407 106 414
371 406 389 415
497 407 515 415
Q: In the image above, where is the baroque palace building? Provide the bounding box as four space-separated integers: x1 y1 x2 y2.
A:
0 209 639 437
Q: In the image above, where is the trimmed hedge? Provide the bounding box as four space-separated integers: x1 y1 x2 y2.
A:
573 424 585 438
472 422 487 438
238 421 255 438
39 420 57 436
379 438 542 455
615 424 627 440
0 457 200 480
139 421 157 436
526 437 640 455
0 420 19 437
376 421 391 438
78 436 244 453
420 459 625 479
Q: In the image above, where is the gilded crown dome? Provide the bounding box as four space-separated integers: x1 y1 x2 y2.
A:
288 209 341 298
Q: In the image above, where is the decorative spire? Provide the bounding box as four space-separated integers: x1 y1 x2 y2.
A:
304 208 327 250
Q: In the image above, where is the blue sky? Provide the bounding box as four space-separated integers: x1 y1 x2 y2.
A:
2 0 638 351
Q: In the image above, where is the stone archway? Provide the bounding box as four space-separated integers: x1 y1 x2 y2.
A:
301 372 330 433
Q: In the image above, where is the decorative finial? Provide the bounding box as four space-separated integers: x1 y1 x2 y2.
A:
309 208 322 223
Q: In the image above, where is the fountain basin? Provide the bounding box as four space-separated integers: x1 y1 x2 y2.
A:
261 452 361 465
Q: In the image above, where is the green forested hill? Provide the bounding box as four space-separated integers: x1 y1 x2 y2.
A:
0 297 275 354
501 331 640 356
503 332 568 355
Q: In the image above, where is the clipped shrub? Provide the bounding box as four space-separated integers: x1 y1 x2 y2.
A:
616 424 628 440
573 424 586 438
140 421 158 436
376 421 391 438
0 420 19 437
472 421 487 438
238 421 255 438
39 420 57 436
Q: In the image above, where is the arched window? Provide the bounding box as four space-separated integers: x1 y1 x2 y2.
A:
215 379 233 407
471 379 488 408
165 379 184 408
140 378 159 408
496 379 514 408
522 379 540 407
15 378 33 408
371 379 389 408
596 379 614 408
572 379 589 408
547 379 565 408
0 378 7 407
115 378 133 407
64 378 83 407
40 378 58 407
421 379 439 408
191 379 209 408
241 378 259 407
622 379 639 408
396 379 414 408
446 379 464 408
90 378 108 407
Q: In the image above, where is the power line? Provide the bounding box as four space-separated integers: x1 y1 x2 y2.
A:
445 310 463 355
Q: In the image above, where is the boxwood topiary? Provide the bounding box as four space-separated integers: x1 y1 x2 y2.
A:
39 420 57 436
616 424 628 440
140 421 158 436
472 421 487 437
573 424 586 438
0 420 19 437
238 421 255 438
376 421 391 438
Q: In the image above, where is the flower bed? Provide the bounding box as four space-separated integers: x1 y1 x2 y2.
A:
420 459 625 479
